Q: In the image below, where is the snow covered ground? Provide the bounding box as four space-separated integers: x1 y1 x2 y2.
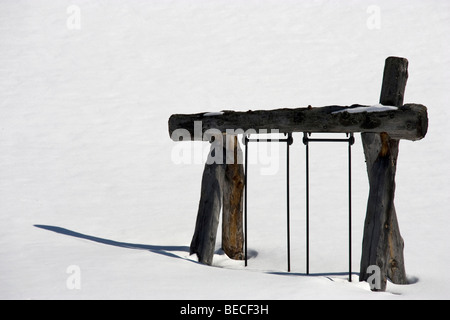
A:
1 0 449 300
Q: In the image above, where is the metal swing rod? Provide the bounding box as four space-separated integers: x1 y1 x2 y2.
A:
243 132 354 282
302 132 354 282
244 133 293 272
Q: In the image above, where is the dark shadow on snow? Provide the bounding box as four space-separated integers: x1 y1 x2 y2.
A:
267 271 419 285
266 271 360 279
34 224 192 262
35 225 378 281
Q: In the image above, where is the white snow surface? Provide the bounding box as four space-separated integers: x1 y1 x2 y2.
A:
203 112 224 117
1 0 449 300
332 104 398 114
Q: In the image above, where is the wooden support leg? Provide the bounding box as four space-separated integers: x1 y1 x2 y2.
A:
360 57 409 290
190 134 245 264
190 137 225 265
222 135 245 260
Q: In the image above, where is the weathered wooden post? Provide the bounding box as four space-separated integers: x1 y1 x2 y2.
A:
222 135 245 260
359 57 411 290
189 134 226 265
189 133 245 264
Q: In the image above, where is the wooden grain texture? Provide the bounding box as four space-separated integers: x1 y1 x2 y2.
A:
360 57 410 291
222 135 245 260
169 103 427 142
190 135 245 264
189 140 226 265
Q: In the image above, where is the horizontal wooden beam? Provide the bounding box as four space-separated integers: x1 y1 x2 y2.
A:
169 104 428 142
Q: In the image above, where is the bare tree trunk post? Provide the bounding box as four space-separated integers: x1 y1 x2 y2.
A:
360 57 410 291
222 135 245 260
